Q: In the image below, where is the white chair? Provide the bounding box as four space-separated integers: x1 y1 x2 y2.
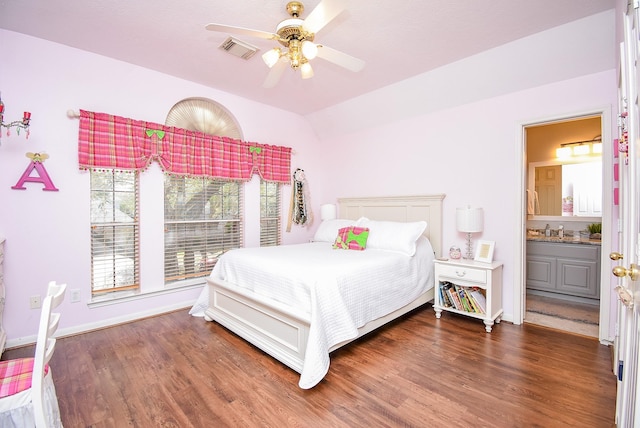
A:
0 281 66 428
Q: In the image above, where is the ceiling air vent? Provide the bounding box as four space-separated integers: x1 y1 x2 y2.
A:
219 37 259 60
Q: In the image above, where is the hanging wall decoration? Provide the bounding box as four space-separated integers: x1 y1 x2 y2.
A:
287 168 313 231
11 152 59 191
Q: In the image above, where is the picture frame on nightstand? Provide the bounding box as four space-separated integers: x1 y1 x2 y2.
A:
474 240 495 263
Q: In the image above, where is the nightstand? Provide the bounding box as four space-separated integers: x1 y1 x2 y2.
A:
433 258 503 332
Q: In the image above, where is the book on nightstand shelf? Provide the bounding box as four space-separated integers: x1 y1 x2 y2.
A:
438 282 486 314
439 281 456 309
469 289 487 313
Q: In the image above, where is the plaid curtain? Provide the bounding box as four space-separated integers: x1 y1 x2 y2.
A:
78 110 291 184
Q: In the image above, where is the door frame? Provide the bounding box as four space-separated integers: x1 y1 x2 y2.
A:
514 105 614 344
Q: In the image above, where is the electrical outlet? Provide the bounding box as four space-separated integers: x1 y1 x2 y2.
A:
70 289 81 303
29 295 41 309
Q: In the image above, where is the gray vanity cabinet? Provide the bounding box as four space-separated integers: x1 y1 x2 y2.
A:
526 241 600 300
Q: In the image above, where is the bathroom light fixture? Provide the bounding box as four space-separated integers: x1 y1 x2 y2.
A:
456 206 484 260
555 137 602 159
572 144 590 156
556 146 572 158
0 93 31 142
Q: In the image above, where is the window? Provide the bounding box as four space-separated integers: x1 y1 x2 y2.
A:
80 106 290 299
164 176 242 284
90 171 139 295
260 181 281 246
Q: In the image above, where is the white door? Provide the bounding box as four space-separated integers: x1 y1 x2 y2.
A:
614 4 640 426
535 165 562 215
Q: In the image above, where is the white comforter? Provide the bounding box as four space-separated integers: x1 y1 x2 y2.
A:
190 237 434 388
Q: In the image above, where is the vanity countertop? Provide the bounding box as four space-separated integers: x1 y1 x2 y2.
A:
526 235 601 246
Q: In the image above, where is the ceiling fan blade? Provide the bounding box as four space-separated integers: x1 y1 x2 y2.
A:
263 59 288 88
303 0 347 34
205 23 277 40
316 45 365 72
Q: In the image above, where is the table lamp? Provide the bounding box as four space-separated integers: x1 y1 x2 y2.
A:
456 206 484 259
320 204 337 221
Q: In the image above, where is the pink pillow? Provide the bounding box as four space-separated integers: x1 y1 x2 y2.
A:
333 226 370 251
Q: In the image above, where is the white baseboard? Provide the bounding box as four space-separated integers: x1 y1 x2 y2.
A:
6 300 196 350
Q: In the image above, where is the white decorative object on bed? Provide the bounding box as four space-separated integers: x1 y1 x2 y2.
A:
190 194 445 388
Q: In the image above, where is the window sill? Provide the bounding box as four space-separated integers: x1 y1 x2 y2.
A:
87 280 205 309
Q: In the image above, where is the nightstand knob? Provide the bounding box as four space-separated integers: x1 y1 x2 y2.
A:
455 270 466 277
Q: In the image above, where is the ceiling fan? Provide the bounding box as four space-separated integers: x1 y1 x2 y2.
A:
205 0 365 88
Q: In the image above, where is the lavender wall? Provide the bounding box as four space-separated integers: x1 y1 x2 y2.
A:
0 30 320 344
310 10 617 334
313 72 616 327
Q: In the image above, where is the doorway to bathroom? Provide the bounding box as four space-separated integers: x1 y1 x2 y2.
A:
521 112 611 339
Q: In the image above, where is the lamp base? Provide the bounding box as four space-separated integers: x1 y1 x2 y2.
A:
464 232 474 260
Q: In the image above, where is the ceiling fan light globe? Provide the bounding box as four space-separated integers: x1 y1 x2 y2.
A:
300 62 314 79
301 40 318 60
262 48 281 68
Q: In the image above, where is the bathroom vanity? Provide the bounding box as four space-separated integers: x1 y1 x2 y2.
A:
526 237 601 301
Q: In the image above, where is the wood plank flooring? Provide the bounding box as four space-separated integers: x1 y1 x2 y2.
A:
3 304 616 427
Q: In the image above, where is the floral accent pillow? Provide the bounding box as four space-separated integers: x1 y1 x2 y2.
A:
333 226 370 251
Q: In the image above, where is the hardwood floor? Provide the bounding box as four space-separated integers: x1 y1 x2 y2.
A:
3 304 616 427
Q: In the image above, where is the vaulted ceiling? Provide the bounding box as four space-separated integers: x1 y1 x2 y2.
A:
0 0 615 115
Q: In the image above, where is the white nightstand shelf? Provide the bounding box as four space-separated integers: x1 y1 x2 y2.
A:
433 258 503 332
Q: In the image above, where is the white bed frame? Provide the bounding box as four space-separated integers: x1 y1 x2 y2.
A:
204 194 445 375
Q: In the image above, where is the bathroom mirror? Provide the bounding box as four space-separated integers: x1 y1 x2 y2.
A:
528 160 602 218
525 114 603 222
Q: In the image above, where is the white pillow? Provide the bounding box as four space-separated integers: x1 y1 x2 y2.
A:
357 218 427 256
313 219 357 242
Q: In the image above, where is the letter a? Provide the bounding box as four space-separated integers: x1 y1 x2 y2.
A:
12 161 59 191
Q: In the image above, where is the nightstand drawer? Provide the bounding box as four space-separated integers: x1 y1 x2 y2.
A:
438 264 486 283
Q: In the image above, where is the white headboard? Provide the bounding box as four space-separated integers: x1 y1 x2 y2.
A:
337 194 445 257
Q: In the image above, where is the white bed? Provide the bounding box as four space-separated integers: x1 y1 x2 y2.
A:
190 194 445 388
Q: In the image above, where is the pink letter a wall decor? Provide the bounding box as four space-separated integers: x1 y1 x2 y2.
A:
11 152 59 191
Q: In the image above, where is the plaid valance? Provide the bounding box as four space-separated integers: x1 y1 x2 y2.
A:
78 110 291 184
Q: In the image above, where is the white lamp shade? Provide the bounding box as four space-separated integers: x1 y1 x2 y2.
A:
456 207 484 233
320 204 337 221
